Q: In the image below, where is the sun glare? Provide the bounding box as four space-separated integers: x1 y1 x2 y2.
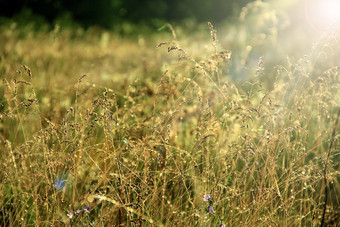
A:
305 0 340 31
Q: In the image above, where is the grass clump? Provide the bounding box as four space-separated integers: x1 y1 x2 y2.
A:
1 7 340 227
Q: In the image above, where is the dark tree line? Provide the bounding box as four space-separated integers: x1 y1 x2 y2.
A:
0 0 253 28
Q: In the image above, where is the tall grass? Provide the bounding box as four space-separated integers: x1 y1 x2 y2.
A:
1 5 339 226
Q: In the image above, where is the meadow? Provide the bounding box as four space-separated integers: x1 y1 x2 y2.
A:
1 2 339 226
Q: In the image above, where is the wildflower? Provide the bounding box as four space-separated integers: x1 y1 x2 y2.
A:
53 178 66 191
53 173 68 191
221 224 226 227
97 196 103 202
76 209 82 215
84 206 90 213
208 205 214 213
203 194 211 202
67 211 73 219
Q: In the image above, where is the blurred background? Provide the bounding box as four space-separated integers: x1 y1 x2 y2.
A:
0 0 253 29
1 0 339 31
0 0 339 83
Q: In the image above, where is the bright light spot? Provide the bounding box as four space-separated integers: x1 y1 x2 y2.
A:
305 0 340 31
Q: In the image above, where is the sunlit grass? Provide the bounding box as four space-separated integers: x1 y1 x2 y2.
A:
1 3 339 226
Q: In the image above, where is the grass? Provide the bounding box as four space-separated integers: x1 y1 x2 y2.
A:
1 3 340 226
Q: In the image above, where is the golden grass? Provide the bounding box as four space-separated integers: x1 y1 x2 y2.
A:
0 7 339 226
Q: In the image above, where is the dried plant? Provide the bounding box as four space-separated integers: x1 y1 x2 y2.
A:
0 11 339 227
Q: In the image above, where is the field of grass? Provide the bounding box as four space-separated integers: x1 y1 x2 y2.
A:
1 2 340 226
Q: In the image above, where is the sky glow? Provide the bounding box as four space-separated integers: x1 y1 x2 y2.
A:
305 0 340 31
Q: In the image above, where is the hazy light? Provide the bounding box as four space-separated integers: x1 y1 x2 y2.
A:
305 0 340 31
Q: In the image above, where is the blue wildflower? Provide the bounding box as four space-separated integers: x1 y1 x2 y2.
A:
76 209 82 215
54 179 66 191
84 206 90 213
208 205 214 213
203 194 211 202
53 173 68 191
